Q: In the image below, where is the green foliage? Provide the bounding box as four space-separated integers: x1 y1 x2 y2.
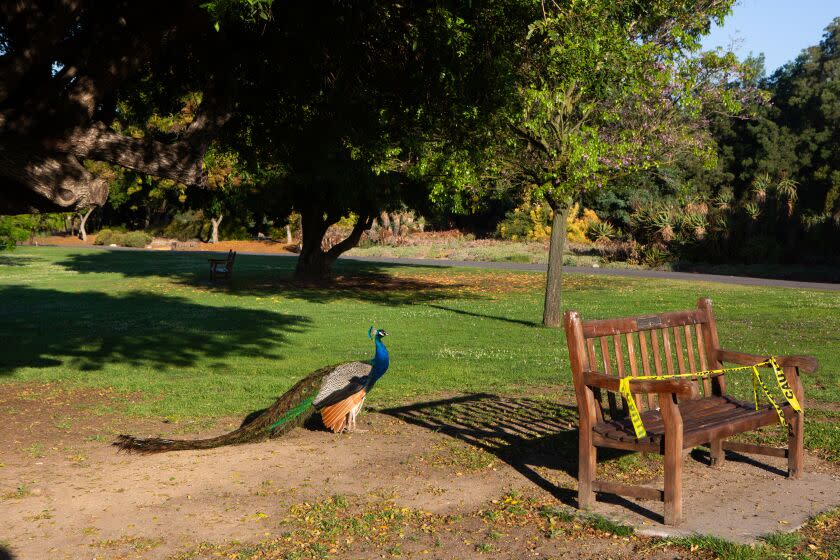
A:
0 217 33 250
94 230 152 248
162 211 208 242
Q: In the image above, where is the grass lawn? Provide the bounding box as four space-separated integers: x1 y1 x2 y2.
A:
2 246 840 559
1 246 839 450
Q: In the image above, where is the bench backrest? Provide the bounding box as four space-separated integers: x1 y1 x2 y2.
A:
564 298 723 422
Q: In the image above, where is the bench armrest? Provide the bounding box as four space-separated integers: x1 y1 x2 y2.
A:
716 349 818 373
582 371 698 399
208 258 226 264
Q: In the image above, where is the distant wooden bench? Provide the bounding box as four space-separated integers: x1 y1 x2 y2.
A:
564 298 817 526
208 250 236 282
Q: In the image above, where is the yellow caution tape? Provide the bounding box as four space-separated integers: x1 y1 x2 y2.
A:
618 356 801 440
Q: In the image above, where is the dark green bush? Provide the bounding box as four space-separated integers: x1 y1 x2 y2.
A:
162 210 206 241
94 229 151 247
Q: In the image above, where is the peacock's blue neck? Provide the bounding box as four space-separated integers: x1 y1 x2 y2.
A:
369 338 389 385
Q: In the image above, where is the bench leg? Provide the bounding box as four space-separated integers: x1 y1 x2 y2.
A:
659 394 684 526
578 428 596 509
709 438 725 467
663 433 683 526
788 413 804 479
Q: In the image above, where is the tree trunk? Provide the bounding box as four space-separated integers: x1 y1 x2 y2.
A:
294 208 374 280
78 207 94 241
543 201 571 328
285 224 293 244
210 214 223 244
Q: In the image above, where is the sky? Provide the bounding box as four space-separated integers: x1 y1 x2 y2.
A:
701 0 839 73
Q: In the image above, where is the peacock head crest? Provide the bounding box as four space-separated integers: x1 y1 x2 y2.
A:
368 326 387 341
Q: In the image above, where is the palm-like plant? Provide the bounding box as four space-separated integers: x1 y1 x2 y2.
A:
751 173 771 203
652 211 675 242
682 213 708 239
744 201 761 221
714 187 734 209
587 221 616 244
775 177 798 217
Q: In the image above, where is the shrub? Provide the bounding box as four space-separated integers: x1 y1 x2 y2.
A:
163 210 206 241
94 229 151 248
93 228 117 246
567 204 601 243
497 202 601 242
120 231 153 247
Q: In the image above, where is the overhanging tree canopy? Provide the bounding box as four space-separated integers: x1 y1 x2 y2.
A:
0 1 230 214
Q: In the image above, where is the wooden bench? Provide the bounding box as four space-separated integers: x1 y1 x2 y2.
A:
563 298 817 525
208 250 236 282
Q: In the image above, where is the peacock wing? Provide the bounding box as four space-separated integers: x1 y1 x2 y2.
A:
312 361 372 409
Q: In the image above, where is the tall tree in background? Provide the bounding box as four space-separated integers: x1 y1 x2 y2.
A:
503 0 756 326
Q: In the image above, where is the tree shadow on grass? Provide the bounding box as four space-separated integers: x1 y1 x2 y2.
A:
54 249 479 305
0 285 309 375
0 255 37 267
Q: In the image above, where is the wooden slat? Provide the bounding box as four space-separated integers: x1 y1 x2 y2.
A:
651 329 664 376
698 298 726 395
586 338 604 422
695 323 708 369
582 310 705 338
600 337 618 419
625 333 644 411
673 327 687 374
592 432 661 453
638 331 656 409
722 440 788 458
592 480 664 502
662 328 675 375
683 325 712 397
613 335 635 414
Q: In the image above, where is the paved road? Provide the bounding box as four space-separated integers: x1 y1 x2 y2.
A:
335 255 840 291
34 244 840 291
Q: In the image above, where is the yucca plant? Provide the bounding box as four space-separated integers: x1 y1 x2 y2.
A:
587 221 616 243
775 177 798 217
681 213 708 239
652 211 675 242
743 201 761 221
684 196 709 216
751 173 771 203
714 187 734 209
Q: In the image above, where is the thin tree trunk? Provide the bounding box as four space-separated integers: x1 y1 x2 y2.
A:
543 201 571 328
78 207 94 241
210 214 223 244
285 224 293 244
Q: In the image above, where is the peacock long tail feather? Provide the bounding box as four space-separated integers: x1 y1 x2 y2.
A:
113 365 339 454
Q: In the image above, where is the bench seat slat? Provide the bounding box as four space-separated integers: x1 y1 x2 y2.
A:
592 395 796 449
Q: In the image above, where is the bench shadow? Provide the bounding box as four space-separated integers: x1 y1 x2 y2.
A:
0 285 309 375
382 394 692 523
382 394 585 506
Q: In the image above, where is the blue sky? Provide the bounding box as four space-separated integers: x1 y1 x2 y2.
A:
701 0 839 73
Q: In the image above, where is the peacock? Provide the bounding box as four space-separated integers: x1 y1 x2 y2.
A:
113 327 389 453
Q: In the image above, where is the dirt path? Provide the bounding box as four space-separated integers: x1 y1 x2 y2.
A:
1 385 838 559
